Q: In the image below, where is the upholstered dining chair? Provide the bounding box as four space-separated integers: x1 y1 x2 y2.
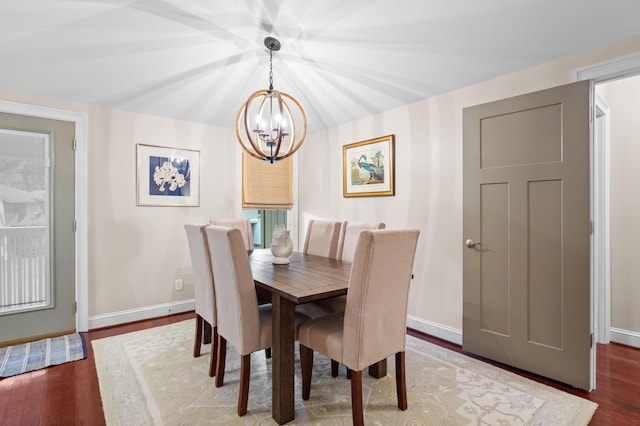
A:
297 229 420 426
210 218 254 252
211 218 270 308
205 225 309 416
302 219 341 259
315 221 387 314
312 221 387 376
295 219 344 321
337 220 386 262
184 224 217 377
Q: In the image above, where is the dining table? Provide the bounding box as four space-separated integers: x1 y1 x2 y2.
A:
248 249 387 424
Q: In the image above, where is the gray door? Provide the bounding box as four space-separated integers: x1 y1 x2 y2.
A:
462 80 592 390
0 113 76 343
262 210 288 248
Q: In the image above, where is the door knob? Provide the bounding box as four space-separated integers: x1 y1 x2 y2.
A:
465 239 481 248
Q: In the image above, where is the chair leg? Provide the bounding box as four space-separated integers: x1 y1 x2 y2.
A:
300 345 314 400
193 315 203 357
215 335 227 387
395 351 407 410
208 326 218 377
264 348 272 359
350 369 364 426
238 354 251 416
331 359 339 377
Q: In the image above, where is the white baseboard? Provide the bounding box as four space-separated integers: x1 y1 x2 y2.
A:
89 306 637 350
407 315 462 346
406 316 640 350
610 327 640 348
88 299 195 330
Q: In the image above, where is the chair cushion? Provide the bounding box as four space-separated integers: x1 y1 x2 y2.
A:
259 304 312 350
302 295 347 315
298 312 345 362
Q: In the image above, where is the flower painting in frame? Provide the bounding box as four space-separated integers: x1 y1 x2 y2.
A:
136 144 200 206
343 135 395 197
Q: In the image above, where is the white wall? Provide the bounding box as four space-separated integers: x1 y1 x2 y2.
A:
597 75 640 336
86 110 240 317
0 92 242 325
2 34 640 337
297 35 640 341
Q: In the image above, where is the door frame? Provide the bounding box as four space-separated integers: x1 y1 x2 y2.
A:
0 99 88 332
575 52 640 348
592 94 610 345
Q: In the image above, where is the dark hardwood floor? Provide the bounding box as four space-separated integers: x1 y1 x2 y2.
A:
1 312 638 425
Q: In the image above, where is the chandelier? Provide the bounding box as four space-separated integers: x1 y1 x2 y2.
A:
236 37 307 163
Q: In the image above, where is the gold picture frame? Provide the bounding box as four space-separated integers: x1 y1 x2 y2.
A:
343 135 395 197
136 144 200 206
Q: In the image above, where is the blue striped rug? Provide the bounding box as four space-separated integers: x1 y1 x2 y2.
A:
0 333 87 377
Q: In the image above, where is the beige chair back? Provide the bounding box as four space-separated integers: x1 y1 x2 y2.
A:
337 221 386 262
342 229 420 371
210 218 254 252
303 219 341 259
205 225 263 355
184 224 216 327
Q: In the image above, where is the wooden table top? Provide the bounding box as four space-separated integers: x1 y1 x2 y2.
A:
248 249 351 304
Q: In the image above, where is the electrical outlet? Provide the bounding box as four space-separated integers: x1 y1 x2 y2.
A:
174 278 183 291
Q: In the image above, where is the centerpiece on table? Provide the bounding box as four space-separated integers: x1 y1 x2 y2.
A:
271 224 293 264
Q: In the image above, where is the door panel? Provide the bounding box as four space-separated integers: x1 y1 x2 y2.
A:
481 103 562 168
479 183 509 335
528 179 562 348
0 113 75 343
463 80 592 390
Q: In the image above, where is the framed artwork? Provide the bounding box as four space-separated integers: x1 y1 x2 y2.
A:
136 144 200 206
343 134 395 197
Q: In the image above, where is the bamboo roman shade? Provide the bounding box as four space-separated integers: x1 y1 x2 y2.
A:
242 152 293 209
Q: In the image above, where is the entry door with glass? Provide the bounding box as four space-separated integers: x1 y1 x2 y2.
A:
0 113 76 344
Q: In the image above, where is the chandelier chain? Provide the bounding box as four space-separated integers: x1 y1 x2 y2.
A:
268 49 274 92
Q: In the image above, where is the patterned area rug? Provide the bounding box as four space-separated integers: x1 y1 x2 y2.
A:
0 333 86 377
93 320 597 425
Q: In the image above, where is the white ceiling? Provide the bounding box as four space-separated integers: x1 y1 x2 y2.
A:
2 0 640 133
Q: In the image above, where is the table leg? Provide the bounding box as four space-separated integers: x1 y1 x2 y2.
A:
368 359 387 378
271 294 296 424
203 321 212 345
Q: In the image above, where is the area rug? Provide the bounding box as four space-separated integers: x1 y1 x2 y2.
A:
0 332 87 377
93 320 597 425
